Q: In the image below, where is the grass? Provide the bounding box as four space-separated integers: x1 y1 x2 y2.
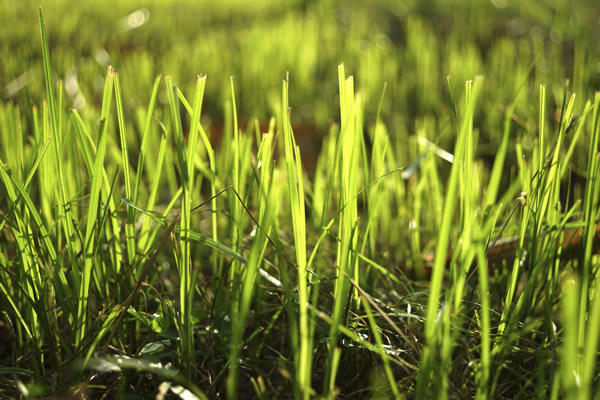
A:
1 1 600 399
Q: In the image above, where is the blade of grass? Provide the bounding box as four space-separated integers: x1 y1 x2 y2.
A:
282 73 312 399
416 76 483 397
39 7 81 318
165 76 195 380
76 66 115 348
113 73 136 264
580 92 600 398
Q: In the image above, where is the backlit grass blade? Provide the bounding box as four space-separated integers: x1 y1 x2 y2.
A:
416 77 483 398
166 75 205 380
39 7 81 312
176 79 219 275
132 74 162 208
485 103 514 206
474 245 491 399
38 8 58 141
580 92 600 397
538 84 546 174
282 73 312 399
76 66 115 348
114 73 135 264
230 77 241 251
560 275 580 399
323 64 362 396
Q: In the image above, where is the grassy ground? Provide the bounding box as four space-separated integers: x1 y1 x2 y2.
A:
1 1 600 398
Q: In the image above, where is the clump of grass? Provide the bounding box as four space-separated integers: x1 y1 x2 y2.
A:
1 5 600 400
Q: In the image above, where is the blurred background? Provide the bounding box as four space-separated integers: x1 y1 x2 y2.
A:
1 0 600 169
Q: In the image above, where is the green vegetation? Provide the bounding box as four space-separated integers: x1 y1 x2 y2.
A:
1 1 600 398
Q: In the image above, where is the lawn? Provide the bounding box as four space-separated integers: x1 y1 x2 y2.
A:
1 1 600 398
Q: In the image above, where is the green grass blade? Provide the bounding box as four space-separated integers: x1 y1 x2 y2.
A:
166 76 195 380
282 73 312 399
133 74 162 207
76 66 115 347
